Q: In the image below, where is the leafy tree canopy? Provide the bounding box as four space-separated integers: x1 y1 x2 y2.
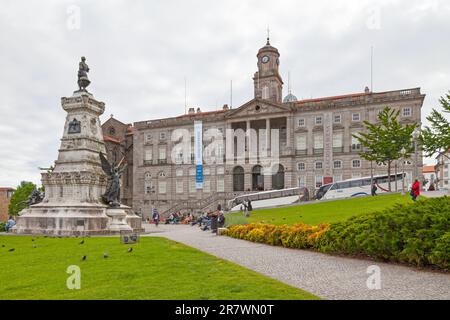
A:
8 181 37 216
421 91 450 158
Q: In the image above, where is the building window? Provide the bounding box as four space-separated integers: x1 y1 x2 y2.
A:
145 181 153 194
159 147 166 162
203 180 211 193
333 175 343 183
145 172 152 180
314 134 324 149
144 148 153 164
352 159 361 168
402 107 412 117
159 132 167 140
352 113 361 122
176 180 183 194
315 162 323 170
108 127 116 135
145 133 153 143
204 167 211 175
332 132 343 148
298 118 305 127
334 114 341 124
189 180 196 193
158 181 167 194
297 162 306 171
298 176 306 188
352 173 362 179
315 176 323 188
262 86 269 99
351 136 361 151
296 134 307 151
176 169 183 177
315 116 323 125
334 160 342 169
189 168 196 176
217 167 224 175
158 171 166 178
217 179 225 192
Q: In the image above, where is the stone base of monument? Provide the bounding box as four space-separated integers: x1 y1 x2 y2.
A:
12 204 111 236
106 207 133 234
12 205 144 236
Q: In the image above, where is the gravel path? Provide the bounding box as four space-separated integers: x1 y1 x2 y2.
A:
146 224 450 300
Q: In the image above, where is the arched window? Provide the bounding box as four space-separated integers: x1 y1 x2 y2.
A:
252 165 264 191
233 166 245 191
109 127 116 135
272 164 285 190
144 172 152 180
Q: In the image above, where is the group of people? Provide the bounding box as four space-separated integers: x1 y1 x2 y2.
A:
193 209 225 233
371 179 421 201
240 200 252 217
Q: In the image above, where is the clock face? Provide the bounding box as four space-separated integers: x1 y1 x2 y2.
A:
262 56 270 64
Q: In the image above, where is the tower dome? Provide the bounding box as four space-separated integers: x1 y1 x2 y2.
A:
283 93 298 103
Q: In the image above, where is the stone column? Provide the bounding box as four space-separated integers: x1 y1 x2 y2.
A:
246 120 251 164
266 118 271 156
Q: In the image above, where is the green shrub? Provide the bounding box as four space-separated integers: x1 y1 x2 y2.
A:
226 197 450 270
318 197 450 270
0 222 6 232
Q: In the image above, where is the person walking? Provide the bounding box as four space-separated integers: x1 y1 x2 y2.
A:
411 179 421 202
371 181 378 196
152 208 160 227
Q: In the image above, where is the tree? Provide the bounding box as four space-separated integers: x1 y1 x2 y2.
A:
421 91 450 158
8 181 36 216
353 107 417 191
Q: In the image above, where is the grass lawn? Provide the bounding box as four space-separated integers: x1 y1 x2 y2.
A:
0 236 317 300
226 193 414 226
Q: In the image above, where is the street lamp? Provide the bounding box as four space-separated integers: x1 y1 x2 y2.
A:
400 147 407 195
412 128 421 181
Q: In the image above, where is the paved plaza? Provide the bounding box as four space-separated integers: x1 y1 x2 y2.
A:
145 224 450 300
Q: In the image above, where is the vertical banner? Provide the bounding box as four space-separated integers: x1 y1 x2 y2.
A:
194 121 203 189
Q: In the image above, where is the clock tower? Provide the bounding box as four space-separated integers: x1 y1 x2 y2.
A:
253 37 283 103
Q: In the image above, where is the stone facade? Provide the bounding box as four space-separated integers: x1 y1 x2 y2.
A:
127 40 425 219
0 188 14 222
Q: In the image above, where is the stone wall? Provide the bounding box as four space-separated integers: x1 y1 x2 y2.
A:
0 188 14 222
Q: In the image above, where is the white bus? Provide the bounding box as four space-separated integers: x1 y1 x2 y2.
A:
316 173 407 200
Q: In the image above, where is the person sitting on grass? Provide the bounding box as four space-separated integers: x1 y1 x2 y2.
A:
5 216 16 232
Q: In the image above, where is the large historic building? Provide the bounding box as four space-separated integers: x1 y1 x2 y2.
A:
104 38 425 218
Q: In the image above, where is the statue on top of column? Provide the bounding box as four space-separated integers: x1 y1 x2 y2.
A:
77 56 91 91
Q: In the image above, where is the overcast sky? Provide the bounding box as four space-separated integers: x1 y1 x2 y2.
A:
1 0 449 187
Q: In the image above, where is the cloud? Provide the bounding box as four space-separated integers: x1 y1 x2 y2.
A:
0 0 449 186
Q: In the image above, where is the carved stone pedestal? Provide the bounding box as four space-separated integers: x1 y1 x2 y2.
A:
106 207 133 234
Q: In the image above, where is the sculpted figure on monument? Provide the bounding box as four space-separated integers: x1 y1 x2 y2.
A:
100 152 127 208
77 56 91 91
27 188 44 206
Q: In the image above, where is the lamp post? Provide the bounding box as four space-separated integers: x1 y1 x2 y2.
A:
412 128 421 181
400 147 406 195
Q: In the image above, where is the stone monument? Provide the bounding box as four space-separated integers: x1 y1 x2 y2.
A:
12 57 142 235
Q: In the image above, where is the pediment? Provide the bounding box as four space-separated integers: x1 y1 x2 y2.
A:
226 99 292 119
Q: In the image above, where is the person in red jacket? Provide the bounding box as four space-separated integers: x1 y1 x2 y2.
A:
411 179 421 201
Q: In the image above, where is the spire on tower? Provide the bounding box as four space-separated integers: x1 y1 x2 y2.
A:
266 26 270 45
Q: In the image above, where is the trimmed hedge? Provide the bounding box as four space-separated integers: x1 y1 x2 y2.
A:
226 197 450 270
